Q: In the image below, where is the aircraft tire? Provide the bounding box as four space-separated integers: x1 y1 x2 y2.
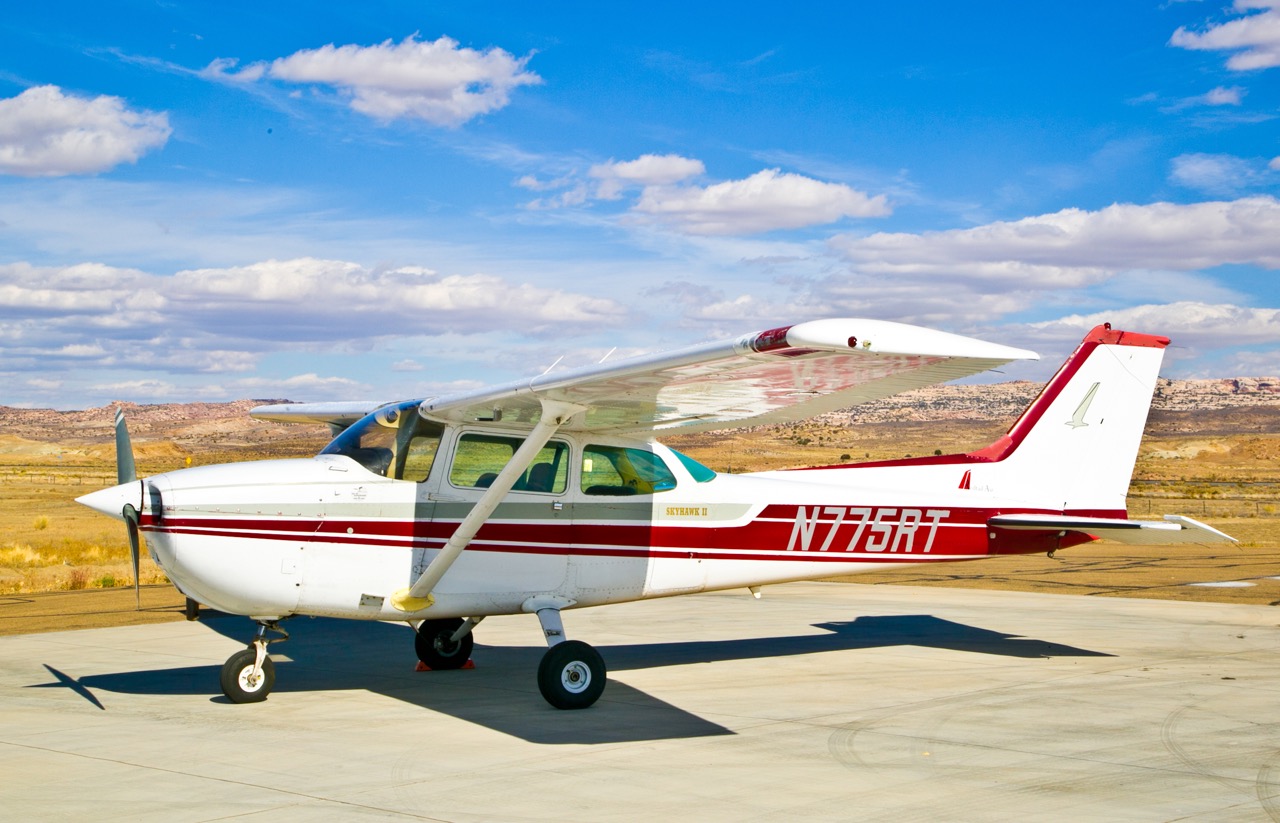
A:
220 648 275 703
414 618 474 670
537 640 606 710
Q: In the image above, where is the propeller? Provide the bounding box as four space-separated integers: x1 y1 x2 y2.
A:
123 503 142 610
114 407 143 610
115 406 137 486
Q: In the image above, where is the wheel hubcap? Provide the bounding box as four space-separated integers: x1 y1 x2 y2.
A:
561 661 591 693
238 666 262 692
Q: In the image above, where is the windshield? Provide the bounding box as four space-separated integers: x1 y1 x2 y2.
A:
319 401 444 481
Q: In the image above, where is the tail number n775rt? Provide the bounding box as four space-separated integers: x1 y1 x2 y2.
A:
787 507 950 553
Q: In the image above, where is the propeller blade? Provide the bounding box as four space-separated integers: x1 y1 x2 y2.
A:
123 504 141 610
115 406 137 485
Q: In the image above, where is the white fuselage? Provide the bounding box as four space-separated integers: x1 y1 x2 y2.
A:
130 427 1054 622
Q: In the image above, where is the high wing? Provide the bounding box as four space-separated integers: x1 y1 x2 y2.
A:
250 400 394 431
419 318 1039 435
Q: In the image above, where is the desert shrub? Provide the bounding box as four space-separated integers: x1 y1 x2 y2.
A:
0 543 44 567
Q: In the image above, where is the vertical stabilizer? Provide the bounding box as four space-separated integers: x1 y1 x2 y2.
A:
973 325 1169 515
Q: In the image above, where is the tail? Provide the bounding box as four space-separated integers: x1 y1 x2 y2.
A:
786 323 1234 545
972 324 1168 516
805 323 1235 543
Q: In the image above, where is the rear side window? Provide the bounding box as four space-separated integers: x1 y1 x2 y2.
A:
449 433 568 493
670 449 716 483
581 445 676 496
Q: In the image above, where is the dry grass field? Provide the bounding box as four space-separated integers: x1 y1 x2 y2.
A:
0 397 1276 635
0 404 329 599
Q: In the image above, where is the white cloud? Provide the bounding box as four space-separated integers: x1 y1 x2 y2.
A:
513 154 892 235
1 257 633 405
1270 156 1280 171
168 259 626 335
0 86 170 177
1169 153 1272 195
0 258 628 365
228 373 368 396
634 168 891 235
1026 302 1280 347
829 197 1280 284
199 57 265 84
1170 1 1280 71
590 154 705 199
1159 85 1248 113
89 378 189 400
1220 349 1280 377
1204 85 1246 105
209 35 541 126
0 261 160 319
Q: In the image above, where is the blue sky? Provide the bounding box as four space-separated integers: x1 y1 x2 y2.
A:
2 1 1278 409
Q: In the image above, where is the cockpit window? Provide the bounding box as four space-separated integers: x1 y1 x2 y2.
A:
581 445 676 495
319 401 443 481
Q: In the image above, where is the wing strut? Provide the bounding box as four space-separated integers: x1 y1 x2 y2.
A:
390 399 588 613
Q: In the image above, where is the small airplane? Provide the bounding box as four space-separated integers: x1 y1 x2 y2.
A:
77 318 1234 709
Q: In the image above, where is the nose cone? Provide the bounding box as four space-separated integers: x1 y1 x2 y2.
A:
77 481 143 521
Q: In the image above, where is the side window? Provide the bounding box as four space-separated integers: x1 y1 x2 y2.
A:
581 445 677 496
449 433 569 494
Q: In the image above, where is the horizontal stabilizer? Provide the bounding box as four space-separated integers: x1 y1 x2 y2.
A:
989 513 1236 546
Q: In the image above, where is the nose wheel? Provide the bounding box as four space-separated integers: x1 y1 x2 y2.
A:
220 620 288 703
220 648 275 702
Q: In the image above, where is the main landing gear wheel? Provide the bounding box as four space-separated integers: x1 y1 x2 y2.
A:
220 648 275 703
414 618 474 670
537 640 606 710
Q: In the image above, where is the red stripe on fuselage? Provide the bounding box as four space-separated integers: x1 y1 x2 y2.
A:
140 502 1102 561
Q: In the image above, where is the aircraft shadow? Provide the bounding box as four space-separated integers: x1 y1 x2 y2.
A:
34 612 1109 745
604 614 1114 671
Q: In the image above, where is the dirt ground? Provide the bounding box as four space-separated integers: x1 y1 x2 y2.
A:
0 585 194 637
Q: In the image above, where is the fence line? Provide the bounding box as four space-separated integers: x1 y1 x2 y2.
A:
1128 496 1278 518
